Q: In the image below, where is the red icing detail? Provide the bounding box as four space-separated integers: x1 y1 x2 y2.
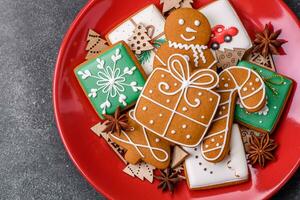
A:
209 25 239 47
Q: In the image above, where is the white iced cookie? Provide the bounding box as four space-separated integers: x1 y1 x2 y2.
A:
199 0 252 51
106 4 166 75
184 124 249 190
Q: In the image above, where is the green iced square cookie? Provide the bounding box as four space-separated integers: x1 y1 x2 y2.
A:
75 42 146 119
235 61 293 133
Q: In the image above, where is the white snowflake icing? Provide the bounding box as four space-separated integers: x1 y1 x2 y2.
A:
77 48 143 114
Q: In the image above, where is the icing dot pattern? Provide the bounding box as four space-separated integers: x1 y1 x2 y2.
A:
202 67 266 162
134 54 221 147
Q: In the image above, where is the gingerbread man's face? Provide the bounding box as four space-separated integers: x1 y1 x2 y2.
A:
165 8 211 45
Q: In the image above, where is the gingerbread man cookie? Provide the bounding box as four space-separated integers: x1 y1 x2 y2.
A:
135 54 220 147
109 110 171 169
201 66 266 162
153 8 216 70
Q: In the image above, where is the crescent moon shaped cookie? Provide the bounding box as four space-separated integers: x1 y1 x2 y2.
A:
134 54 220 147
109 110 171 169
153 8 217 70
201 66 266 162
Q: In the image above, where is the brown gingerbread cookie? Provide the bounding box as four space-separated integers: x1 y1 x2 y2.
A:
109 110 171 169
201 66 266 163
134 54 220 147
153 8 216 70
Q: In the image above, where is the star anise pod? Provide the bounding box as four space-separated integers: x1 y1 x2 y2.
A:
252 23 287 57
154 168 181 193
103 107 131 135
248 133 278 168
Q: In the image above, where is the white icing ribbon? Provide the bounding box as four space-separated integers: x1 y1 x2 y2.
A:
109 110 169 162
169 40 208 67
154 54 219 137
158 54 218 108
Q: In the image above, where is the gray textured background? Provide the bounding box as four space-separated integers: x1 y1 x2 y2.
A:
0 0 299 199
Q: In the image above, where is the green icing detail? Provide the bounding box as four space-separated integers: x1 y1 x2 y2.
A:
137 50 152 65
75 43 146 119
235 61 292 133
153 38 166 48
137 38 166 65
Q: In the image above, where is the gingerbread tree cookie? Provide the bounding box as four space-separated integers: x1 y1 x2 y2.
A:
246 52 276 71
215 48 246 70
91 122 127 164
180 0 194 8
128 24 154 55
123 162 155 182
85 29 108 60
160 0 194 14
170 146 189 168
160 0 182 14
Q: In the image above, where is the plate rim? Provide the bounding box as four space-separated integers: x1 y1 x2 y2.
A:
52 0 113 198
52 0 300 199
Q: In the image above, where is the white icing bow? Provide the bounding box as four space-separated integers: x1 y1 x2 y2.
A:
158 54 219 108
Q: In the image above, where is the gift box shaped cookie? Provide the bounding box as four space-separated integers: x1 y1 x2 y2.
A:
106 4 166 75
184 124 249 190
134 54 220 147
235 61 293 133
74 42 147 119
199 0 252 51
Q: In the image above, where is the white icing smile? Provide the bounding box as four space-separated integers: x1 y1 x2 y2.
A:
180 34 196 42
180 27 197 42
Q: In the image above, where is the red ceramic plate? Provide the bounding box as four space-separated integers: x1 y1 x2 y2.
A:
53 0 300 199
